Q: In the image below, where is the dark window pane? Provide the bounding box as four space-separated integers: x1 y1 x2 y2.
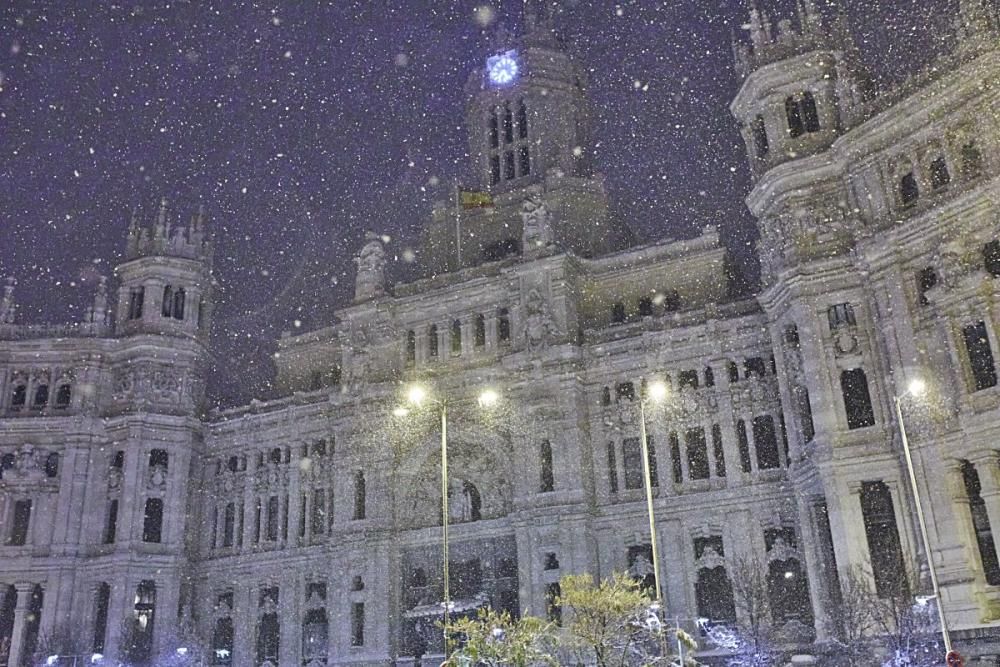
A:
540 440 554 492
860 481 906 597
801 91 820 132
841 368 876 429
752 415 781 470
686 428 710 480
900 172 919 206
930 156 950 189
10 499 31 545
737 420 752 473
142 497 164 543
964 321 998 391
785 96 804 138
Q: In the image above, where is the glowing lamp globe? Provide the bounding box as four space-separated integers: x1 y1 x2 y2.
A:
907 378 927 398
487 51 519 86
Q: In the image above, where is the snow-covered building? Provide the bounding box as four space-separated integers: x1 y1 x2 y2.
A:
2 3 1000 665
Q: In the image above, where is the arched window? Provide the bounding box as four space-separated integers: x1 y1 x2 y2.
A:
704 366 715 387
0 452 14 478
695 567 736 622
149 449 169 470
10 383 26 409
727 361 739 383
428 324 439 359
162 285 174 317
518 99 528 139
54 383 71 408
172 287 186 320
917 266 938 306
900 172 919 206
841 369 875 429
962 461 1000 585
518 145 530 177
104 499 119 544
800 91 820 133
33 383 49 408
540 440 555 492
751 115 769 158
785 96 804 138
128 286 145 320
601 386 612 406
302 609 329 663
606 441 618 493
142 497 164 543
351 602 365 646
712 424 726 477
451 319 462 355
929 156 950 189
678 370 699 390
353 471 366 520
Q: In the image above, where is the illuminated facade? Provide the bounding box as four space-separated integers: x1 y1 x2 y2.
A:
1 3 1000 666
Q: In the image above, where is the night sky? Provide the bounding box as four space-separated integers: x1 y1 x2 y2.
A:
0 0 959 406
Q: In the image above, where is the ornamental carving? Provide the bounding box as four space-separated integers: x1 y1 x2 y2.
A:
523 288 556 351
148 463 168 489
695 546 726 571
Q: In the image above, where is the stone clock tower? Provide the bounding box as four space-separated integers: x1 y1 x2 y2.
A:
421 11 632 273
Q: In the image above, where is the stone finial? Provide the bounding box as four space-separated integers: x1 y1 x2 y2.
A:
91 275 109 324
0 277 15 324
353 232 387 302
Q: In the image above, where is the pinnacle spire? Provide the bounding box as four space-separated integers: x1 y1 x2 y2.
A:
1 277 15 325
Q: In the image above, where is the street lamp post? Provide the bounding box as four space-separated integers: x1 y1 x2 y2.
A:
892 377 952 653
637 380 669 658
396 384 500 658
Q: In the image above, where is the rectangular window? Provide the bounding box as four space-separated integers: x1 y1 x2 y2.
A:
622 438 643 490
963 321 998 391
607 442 618 493
312 489 326 535
744 357 767 378
962 462 1000 585
841 368 876 429
405 330 416 364
540 440 555 493
611 302 627 324
353 471 366 520
498 309 511 343
490 155 501 186
266 495 279 541
545 582 562 624
670 432 683 484
917 267 938 306
10 499 32 545
223 503 235 547
736 420 752 473
930 156 950 189
93 583 111 653
752 115 769 158
351 602 365 646
518 145 530 176
900 172 919 206
752 415 780 470
104 499 119 544
149 449 168 470
615 381 635 401
711 424 726 477
674 370 697 391
142 497 164 543
637 296 653 317
504 150 515 180
299 494 307 538
686 428 710 480
128 287 145 320
826 302 856 330
860 481 906 597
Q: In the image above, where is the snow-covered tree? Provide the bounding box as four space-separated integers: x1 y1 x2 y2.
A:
445 607 558 667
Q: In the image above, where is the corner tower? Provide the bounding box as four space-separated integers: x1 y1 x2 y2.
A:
730 0 868 181
115 199 214 340
422 10 630 273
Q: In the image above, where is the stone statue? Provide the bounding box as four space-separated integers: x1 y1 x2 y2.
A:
1 277 15 324
354 232 387 302
523 288 556 350
520 186 554 253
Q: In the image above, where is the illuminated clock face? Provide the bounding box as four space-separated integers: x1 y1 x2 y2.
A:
487 50 519 86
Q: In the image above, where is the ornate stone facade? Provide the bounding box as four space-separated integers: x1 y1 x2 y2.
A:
2 5 1000 666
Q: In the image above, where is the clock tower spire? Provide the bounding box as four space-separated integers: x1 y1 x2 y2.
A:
422 12 630 273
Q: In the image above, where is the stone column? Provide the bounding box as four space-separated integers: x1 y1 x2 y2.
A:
279 578 300 666
460 317 474 356
796 498 834 640
436 325 448 361
8 582 35 667
231 585 254 667
242 486 255 548
660 518 689 619
828 483 874 584
974 454 1000 557
287 467 302 547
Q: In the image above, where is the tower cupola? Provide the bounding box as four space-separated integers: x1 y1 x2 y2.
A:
114 199 214 338
730 1 869 179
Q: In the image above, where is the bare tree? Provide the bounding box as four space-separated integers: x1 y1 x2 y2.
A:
726 554 779 667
